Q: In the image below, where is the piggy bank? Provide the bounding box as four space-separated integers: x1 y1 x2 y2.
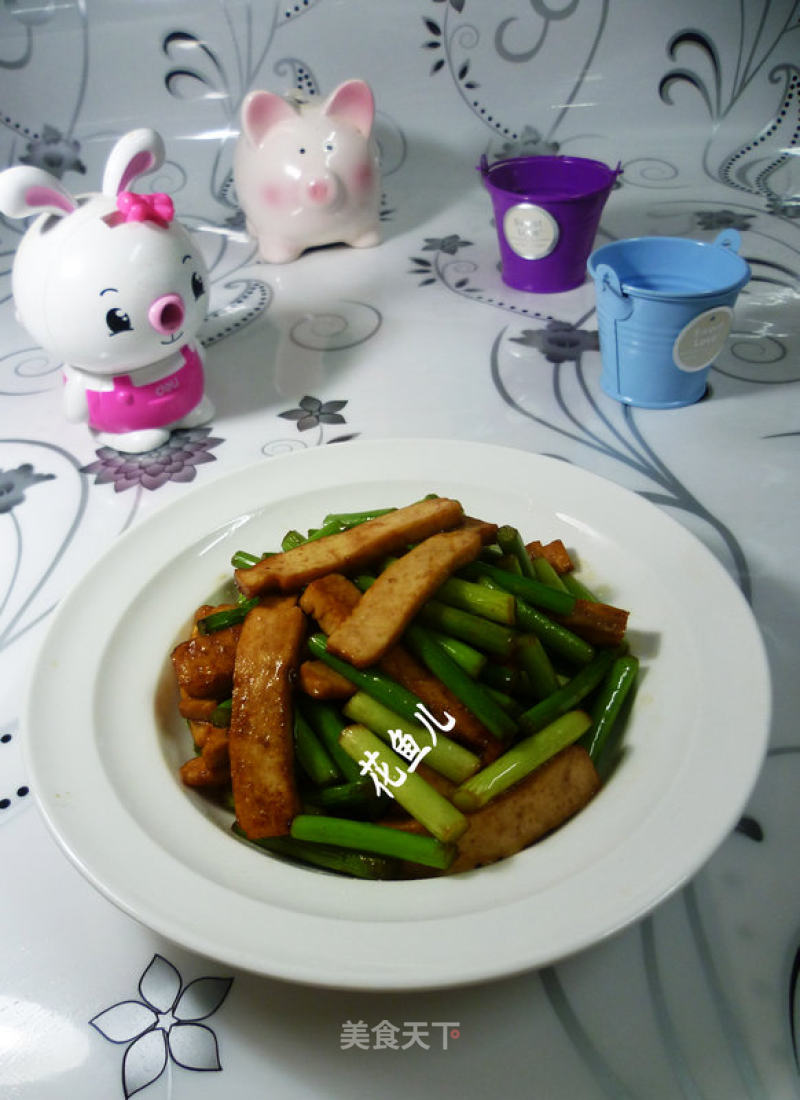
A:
234 79 381 263
0 128 213 453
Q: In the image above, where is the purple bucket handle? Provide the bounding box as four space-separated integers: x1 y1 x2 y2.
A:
478 154 490 179
714 228 741 253
594 262 634 320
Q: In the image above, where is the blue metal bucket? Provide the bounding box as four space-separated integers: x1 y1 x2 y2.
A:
587 231 751 408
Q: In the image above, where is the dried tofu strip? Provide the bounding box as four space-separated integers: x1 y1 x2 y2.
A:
525 539 573 574
555 599 630 647
379 646 500 762
299 571 498 759
390 745 600 874
171 620 241 699
461 515 500 545
297 659 356 700
228 599 305 839
326 527 483 669
180 721 230 788
235 496 464 597
445 745 599 873
299 572 361 634
178 689 220 723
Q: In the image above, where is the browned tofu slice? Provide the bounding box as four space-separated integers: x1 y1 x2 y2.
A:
170 622 241 699
326 527 483 669
555 599 630 646
387 745 600 875
300 571 500 760
228 599 305 838
299 572 362 634
178 689 221 723
180 721 230 788
447 745 600 873
297 659 356 700
525 538 574 573
379 645 501 762
462 515 500 545
235 496 465 597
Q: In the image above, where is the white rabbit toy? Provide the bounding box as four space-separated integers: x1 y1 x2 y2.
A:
0 128 213 453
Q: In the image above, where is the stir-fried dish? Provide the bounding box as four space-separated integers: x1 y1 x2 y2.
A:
170 495 638 879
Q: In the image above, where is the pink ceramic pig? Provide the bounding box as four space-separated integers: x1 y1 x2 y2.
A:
234 79 381 263
0 128 212 453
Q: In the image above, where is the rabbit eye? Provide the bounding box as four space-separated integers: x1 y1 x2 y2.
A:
191 271 205 300
106 307 132 335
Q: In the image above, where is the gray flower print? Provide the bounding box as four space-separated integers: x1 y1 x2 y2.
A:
19 124 86 178
0 464 55 514
422 235 472 255
496 126 560 159
279 395 348 431
695 209 755 231
509 321 599 364
89 954 232 1099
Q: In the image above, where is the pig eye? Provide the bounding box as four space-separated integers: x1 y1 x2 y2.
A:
324 142 334 152
298 147 306 155
191 271 205 300
105 307 132 335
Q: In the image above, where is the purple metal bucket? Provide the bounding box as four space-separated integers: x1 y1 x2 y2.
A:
480 154 621 293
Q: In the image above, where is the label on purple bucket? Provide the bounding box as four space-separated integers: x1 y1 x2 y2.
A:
502 203 559 260
673 306 733 372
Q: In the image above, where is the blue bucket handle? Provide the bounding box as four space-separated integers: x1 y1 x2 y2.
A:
713 228 741 252
594 262 634 320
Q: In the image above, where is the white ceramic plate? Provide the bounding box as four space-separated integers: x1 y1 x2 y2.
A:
24 439 770 990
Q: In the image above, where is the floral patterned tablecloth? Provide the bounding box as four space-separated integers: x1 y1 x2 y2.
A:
1 2 799 1098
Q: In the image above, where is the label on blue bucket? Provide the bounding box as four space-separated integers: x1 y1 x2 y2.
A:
503 203 559 260
673 307 733 371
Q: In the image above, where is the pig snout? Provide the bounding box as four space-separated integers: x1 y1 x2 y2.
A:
306 177 334 206
148 293 185 335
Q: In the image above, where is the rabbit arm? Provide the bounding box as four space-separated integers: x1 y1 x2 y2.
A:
61 365 91 423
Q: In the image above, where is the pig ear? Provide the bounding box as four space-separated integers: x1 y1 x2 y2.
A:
102 128 165 195
0 165 77 220
322 80 374 139
240 90 298 147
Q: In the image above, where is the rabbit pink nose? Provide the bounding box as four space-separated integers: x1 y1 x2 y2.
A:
148 293 185 334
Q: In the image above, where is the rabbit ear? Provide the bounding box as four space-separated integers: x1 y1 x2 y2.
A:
240 90 298 146
322 79 374 139
0 165 77 219
102 128 165 195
